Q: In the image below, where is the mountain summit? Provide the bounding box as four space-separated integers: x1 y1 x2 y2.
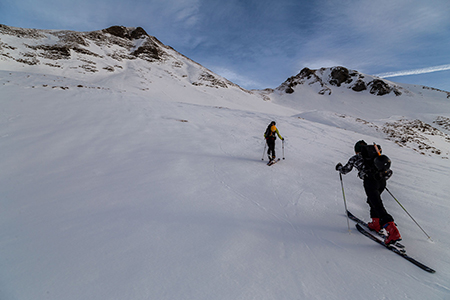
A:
0 24 165 64
278 66 405 96
0 24 239 90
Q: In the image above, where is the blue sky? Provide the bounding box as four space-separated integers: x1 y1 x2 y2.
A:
1 0 450 91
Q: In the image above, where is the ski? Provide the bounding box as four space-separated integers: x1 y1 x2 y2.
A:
356 224 435 273
267 158 281 166
347 210 405 249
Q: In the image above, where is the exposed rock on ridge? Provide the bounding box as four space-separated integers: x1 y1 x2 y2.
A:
0 25 166 64
277 66 403 96
102 26 148 40
0 24 235 89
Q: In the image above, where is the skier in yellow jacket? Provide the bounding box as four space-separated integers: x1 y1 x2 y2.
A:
264 121 284 161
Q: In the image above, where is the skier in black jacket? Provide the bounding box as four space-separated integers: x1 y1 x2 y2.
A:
336 140 401 245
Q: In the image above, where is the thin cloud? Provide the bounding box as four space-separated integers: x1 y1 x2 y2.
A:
375 64 450 78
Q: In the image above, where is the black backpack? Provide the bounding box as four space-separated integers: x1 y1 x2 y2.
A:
265 125 275 139
360 144 382 174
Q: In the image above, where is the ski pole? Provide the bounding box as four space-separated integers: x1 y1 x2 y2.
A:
282 139 285 160
339 173 351 233
385 187 432 241
262 141 267 160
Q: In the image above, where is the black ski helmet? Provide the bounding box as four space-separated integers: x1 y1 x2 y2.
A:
374 154 391 171
354 140 367 153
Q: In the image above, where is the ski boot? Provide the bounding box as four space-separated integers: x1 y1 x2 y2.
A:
384 222 402 245
367 218 381 232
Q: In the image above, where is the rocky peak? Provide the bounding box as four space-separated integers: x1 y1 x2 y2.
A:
277 66 403 96
329 66 354 87
0 24 167 67
102 26 149 40
0 24 237 91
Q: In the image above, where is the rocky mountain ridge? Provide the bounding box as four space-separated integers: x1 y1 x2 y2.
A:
1 25 163 63
279 66 399 96
2 24 450 99
276 66 450 98
0 24 238 90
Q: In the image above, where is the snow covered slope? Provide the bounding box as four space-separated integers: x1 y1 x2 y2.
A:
1 25 450 300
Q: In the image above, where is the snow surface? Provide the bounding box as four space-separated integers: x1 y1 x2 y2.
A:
1 45 450 299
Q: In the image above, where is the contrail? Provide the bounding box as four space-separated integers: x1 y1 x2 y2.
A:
375 64 450 78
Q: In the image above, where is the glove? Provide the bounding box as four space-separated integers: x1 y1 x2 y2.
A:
281 137 284 141
335 163 342 171
384 169 393 180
